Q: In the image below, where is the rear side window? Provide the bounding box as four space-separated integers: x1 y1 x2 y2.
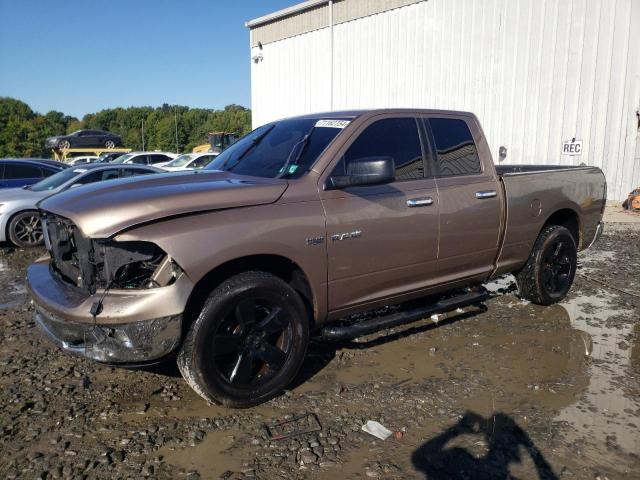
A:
338 118 424 182
429 118 481 177
148 154 170 164
121 168 154 177
75 169 120 185
4 164 43 179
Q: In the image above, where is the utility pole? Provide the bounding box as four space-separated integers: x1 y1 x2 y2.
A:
141 119 145 151
174 109 179 153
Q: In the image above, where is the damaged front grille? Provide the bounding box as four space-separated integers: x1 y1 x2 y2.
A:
42 213 181 294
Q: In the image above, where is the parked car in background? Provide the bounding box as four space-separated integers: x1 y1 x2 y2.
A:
111 151 178 165
0 164 161 247
45 130 123 150
70 156 100 166
156 152 218 171
27 109 606 407
0 159 67 189
97 152 126 163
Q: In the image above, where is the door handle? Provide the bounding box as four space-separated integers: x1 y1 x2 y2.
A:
406 197 434 207
475 190 497 199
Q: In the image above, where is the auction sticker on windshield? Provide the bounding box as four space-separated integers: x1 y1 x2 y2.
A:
315 119 350 129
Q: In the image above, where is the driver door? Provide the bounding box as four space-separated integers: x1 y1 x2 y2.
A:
320 115 440 315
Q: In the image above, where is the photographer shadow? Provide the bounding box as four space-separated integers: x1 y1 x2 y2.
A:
411 411 558 480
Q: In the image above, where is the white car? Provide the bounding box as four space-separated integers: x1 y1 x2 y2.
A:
0 164 161 248
157 152 218 171
69 156 100 165
111 152 178 166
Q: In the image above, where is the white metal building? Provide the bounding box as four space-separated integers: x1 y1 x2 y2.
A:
247 0 640 201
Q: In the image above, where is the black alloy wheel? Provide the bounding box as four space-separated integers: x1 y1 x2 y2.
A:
211 296 293 387
178 271 309 408
516 225 577 305
8 211 44 248
540 239 573 295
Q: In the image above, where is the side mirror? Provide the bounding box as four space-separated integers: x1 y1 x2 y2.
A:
328 156 395 189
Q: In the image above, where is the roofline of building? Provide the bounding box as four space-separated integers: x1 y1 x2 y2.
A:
245 0 329 29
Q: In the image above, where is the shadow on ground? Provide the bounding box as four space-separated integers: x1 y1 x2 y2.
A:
411 411 558 480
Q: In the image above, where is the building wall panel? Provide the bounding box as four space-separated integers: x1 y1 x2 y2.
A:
250 0 640 200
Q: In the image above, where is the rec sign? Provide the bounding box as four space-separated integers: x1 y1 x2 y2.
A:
562 139 583 156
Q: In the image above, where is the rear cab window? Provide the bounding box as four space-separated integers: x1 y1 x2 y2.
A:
427 118 481 177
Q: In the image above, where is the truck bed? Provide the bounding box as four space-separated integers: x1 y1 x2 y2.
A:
495 164 594 176
493 164 606 276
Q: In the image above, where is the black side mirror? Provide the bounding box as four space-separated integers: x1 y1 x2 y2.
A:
328 156 395 189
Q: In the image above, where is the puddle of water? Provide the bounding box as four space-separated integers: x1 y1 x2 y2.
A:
158 427 247 478
557 291 639 458
299 303 590 412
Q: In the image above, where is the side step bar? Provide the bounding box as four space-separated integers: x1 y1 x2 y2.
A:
320 289 489 341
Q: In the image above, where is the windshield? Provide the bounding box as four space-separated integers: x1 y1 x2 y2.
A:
111 153 134 164
166 154 195 168
205 118 349 179
29 169 83 191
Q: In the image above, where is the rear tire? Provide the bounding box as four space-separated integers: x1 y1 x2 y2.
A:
104 140 115 149
8 210 44 248
178 271 309 408
515 225 577 305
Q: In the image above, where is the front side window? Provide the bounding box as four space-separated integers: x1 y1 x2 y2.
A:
131 155 148 165
74 169 119 185
190 155 215 168
429 118 481 177
333 118 425 182
4 164 43 179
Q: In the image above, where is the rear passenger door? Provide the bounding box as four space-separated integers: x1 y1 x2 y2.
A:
321 115 440 313
424 115 501 282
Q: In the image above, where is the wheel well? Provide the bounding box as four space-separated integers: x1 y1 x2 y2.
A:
182 255 315 335
542 209 581 248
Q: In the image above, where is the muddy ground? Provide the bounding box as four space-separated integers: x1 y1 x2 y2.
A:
0 223 638 480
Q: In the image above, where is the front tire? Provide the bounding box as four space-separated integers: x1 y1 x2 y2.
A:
178 271 309 408
8 210 44 248
516 225 577 305
58 140 70 149
104 140 115 149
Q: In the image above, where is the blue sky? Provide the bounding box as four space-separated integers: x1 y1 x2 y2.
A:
0 0 296 118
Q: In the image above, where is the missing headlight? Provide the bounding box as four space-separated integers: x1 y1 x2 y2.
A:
99 241 182 289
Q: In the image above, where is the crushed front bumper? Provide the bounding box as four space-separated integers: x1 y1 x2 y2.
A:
27 258 193 364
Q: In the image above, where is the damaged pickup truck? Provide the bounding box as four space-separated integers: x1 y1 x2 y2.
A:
28 109 606 407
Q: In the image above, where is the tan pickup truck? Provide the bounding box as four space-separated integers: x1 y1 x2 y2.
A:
28 109 606 407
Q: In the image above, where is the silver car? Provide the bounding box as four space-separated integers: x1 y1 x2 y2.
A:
0 164 160 248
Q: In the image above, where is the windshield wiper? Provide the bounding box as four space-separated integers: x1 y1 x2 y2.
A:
276 127 315 179
223 124 275 171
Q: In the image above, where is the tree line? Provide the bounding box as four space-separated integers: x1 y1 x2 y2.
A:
0 97 252 158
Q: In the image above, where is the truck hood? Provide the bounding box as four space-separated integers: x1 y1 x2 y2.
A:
40 170 289 238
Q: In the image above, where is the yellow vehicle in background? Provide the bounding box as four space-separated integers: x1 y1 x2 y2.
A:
192 131 238 154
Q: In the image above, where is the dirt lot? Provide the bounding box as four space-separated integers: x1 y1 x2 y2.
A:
1 221 638 479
